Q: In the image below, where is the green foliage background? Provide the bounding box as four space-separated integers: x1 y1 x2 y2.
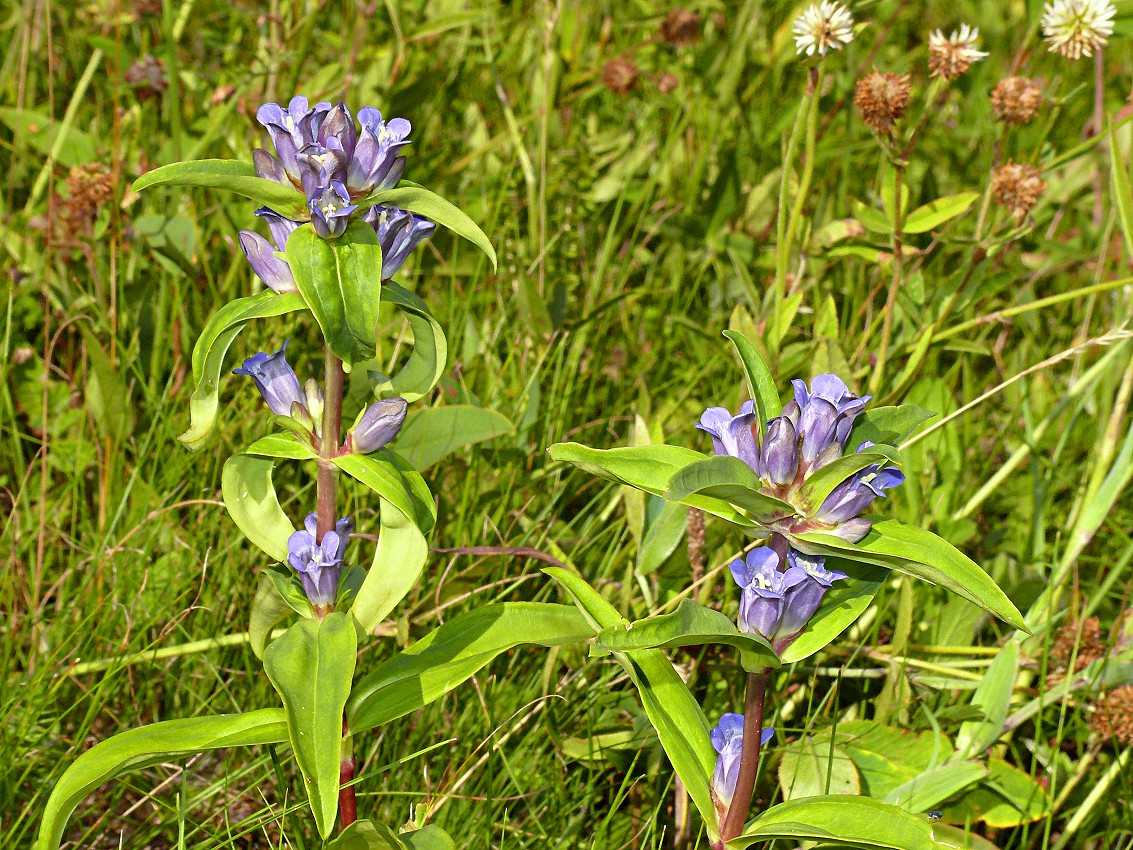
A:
2 0 1132 847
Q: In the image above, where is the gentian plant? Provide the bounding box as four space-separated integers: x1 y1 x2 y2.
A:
547 332 1027 849
36 98 593 849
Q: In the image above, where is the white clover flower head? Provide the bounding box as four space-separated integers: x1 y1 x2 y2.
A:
1041 0 1116 60
928 23 989 79
793 1 855 57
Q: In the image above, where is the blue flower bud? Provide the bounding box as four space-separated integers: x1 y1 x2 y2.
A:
286 512 353 607
347 397 408 454
363 205 436 280
308 181 357 239
710 713 774 813
232 342 306 417
238 208 301 293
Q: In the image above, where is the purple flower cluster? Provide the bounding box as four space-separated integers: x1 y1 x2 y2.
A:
287 512 353 607
238 96 435 288
697 373 904 542
710 713 774 813
729 546 846 652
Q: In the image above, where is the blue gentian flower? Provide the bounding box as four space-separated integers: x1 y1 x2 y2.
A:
255 96 333 186
710 713 774 814
233 342 306 418
348 108 411 195
364 205 436 280
307 181 357 239
698 373 903 542
286 512 353 607
729 545 846 651
238 208 301 293
346 397 408 454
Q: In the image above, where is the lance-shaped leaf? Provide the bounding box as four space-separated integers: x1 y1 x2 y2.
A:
728 795 942 849
179 290 306 450
595 599 780 671
245 430 319 461
795 450 896 515
373 282 448 402
37 709 288 850
665 455 794 524
847 404 935 449
781 561 887 663
358 181 496 269
902 192 980 234
346 602 591 733
333 449 435 533
349 496 429 636
549 442 708 496
222 453 295 562
287 221 386 365
955 641 1019 758
264 613 357 839
792 520 1026 631
132 159 308 218
883 762 987 813
391 405 514 471
722 329 782 430
544 568 720 840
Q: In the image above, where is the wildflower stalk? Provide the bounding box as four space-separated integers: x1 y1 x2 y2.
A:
783 66 824 300
869 161 905 396
719 669 770 843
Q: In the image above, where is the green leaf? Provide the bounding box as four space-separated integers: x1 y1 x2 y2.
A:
179 290 307 450
883 762 987 813
595 599 780 670
831 721 955 800
403 825 457 850
847 404 936 449
361 182 496 269
795 451 896 515
80 327 133 442
287 222 385 365
374 282 448 402
0 107 95 166
346 602 590 733
245 430 318 461
324 820 406 850
391 405 514 471
852 200 892 234
249 571 302 659
131 159 308 217
637 500 688 575
222 453 295 562
781 562 886 663
955 641 1018 758
778 739 861 800
722 329 782 428
902 192 980 234
549 442 707 496
942 759 1050 827
263 613 358 839
333 450 435 532
37 709 287 850
793 520 1026 631
729 795 940 849
349 497 428 636
543 568 720 840
664 455 794 523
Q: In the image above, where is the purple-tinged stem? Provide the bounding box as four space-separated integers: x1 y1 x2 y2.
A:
720 669 770 843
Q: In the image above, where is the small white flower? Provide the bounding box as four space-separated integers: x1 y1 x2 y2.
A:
928 23 989 79
792 1 855 57
1041 0 1116 60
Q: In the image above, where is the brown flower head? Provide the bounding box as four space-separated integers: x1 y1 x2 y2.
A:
928 25 988 81
132 0 163 15
660 9 702 47
602 57 640 96
126 55 167 100
854 70 911 136
1090 685 1133 746
991 76 1045 125
1050 616 1105 678
992 161 1046 224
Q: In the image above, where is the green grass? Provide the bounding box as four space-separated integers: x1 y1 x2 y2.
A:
3 0 1133 847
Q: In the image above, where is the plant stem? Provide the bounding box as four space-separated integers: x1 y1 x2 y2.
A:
869 162 905 395
316 348 356 829
720 669 770 843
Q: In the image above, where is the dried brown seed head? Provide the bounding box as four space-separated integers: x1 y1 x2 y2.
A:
991 77 1045 125
992 161 1047 224
854 70 911 136
928 25 988 81
1050 616 1105 676
660 9 702 47
602 57 640 96
1091 685 1133 746
126 55 167 100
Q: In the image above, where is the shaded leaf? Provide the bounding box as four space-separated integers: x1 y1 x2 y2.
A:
392 405 514 471
221 453 295 562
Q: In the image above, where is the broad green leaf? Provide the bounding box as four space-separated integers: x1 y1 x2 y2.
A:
0 107 96 166
349 497 428 636
263 613 358 839
245 430 318 461
375 282 448 401
222 453 295 562
287 222 385 365
132 159 308 217
955 641 1019 758
793 520 1026 631
179 290 307 450
361 182 496 269
403 825 457 850
346 602 590 732
250 571 301 659
595 599 780 670
902 192 980 234
324 820 406 850
852 200 892 234
781 562 886 663
884 762 987 813
729 795 939 849
549 442 708 496
391 405 514 471
795 451 895 515
333 450 434 532
722 329 782 428
778 739 860 800
543 568 720 839
664 455 794 523
37 709 287 850
942 759 1050 827
833 721 955 800
848 404 936 449
637 500 688 575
